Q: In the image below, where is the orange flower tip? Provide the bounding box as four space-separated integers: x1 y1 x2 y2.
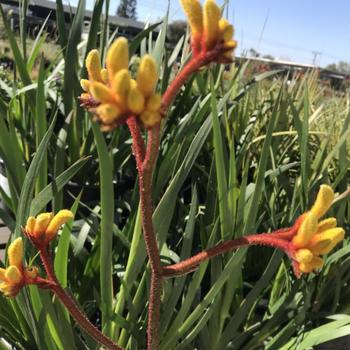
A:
203 0 221 49
294 249 313 263
8 238 23 268
85 49 102 82
136 55 158 97
223 40 237 50
96 104 122 124
25 216 36 235
90 82 116 104
33 212 53 237
140 110 162 128
310 185 335 219
146 94 162 112
80 79 91 92
5 266 22 284
292 211 318 248
100 68 109 83
112 69 131 97
180 0 203 38
127 86 145 114
218 18 234 42
106 37 129 78
45 210 74 239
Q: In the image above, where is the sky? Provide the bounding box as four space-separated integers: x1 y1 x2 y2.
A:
64 0 350 67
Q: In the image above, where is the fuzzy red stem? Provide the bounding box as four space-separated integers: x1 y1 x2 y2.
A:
126 116 146 170
39 248 123 350
162 233 295 278
161 48 222 112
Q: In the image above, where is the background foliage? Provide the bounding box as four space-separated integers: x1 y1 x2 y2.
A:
0 0 349 349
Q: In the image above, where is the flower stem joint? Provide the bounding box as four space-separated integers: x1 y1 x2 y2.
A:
80 38 162 130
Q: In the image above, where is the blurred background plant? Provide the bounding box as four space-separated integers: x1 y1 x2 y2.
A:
0 0 349 349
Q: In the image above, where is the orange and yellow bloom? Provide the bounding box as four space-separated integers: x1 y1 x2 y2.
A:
80 38 162 130
180 0 237 60
24 210 74 246
291 185 344 275
0 238 38 297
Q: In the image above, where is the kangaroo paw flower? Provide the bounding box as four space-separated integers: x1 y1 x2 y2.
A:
287 185 344 277
180 0 237 61
80 37 162 130
0 238 40 297
24 210 74 247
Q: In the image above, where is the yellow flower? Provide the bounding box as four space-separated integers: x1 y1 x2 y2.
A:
0 238 38 297
291 185 344 274
25 210 74 245
180 0 237 60
80 38 162 129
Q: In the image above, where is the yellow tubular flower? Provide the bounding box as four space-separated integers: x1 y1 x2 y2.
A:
25 216 36 236
33 213 53 237
179 0 203 38
294 249 313 263
85 49 102 82
8 238 23 269
96 104 122 124
218 18 234 42
80 79 91 92
317 217 337 232
100 68 109 83
136 55 158 97
112 69 131 110
310 185 335 219
127 86 145 114
146 94 162 112
0 268 5 280
5 266 22 284
106 37 129 80
45 210 74 241
140 110 162 128
203 0 221 49
309 228 345 255
90 82 116 103
292 212 318 248
299 256 324 273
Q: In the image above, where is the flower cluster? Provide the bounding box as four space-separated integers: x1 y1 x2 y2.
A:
291 185 344 275
180 0 237 61
24 210 74 247
0 238 38 297
80 37 162 130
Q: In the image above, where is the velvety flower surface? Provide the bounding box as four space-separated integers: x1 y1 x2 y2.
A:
180 0 237 61
0 238 38 297
80 38 162 130
291 185 344 275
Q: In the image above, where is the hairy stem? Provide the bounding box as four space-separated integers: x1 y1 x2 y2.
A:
163 232 295 277
39 248 123 350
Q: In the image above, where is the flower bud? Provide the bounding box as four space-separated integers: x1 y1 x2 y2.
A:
8 238 23 268
180 0 203 38
86 49 102 82
203 0 221 49
127 86 145 114
310 185 335 219
96 104 122 124
146 94 162 112
106 37 129 80
137 55 158 97
80 79 91 92
140 110 162 127
218 19 234 42
292 212 318 248
5 266 22 284
33 213 53 238
45 210 74 242
90 82 116 103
